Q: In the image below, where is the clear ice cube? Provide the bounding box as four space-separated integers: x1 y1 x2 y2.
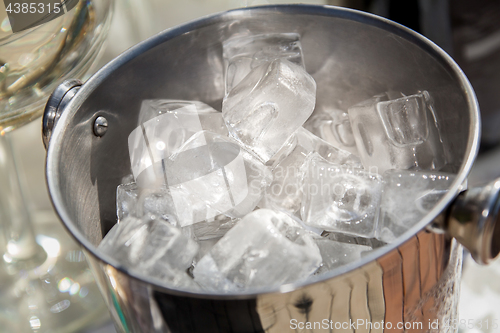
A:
192 237 221 265
121 174 135 184
98 216 199 288
222 59 316 163
137 99 226 136
116 183 138 222
192 209 321 292
223 33 304 94
269 209 321 243
261 146 307 213
321 231 386 249
116 181 237 239
116 182 177 225
378 170 455 242
262 128 361 213
348 91 446 173
183 215 238 241
164 131 272 227
128 100 227 187
313 236 372 275
294 127 361 166
301 153 383 237
304 108 359 155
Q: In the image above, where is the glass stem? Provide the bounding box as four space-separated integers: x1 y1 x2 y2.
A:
0 132 41 262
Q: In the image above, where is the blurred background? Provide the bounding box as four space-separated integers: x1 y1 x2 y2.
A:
3 0 500 332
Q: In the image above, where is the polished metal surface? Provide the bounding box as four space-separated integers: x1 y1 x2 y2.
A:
43 5 482 332
447 178 500 265
42 79 82 149
82 228 462 332
93 116 109 137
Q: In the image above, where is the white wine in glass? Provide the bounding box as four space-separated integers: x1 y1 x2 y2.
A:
0 0 112 132
0 1 114 331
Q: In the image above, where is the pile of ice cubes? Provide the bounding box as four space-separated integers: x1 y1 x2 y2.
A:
99 33 456 293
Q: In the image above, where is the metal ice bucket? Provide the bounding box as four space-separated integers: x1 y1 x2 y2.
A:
42 5 500 333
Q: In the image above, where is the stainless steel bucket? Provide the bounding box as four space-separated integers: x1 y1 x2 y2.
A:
42 5 500 333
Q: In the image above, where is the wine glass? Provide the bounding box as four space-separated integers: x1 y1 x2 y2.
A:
0 1 114 331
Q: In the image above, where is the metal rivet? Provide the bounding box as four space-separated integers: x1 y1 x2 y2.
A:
93 116 108 137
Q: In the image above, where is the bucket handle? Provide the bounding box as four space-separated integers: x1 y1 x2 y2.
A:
42 79 82 149
432 179 500 265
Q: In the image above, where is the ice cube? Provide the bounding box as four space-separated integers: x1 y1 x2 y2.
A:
98 216 199 288
261 147 306 213
304 108 359 155
223 33 304 94
269 209 321 243
192 237 221 265
164 131 272 227
116 181 238 240
301 153 383 237
116 182 177 224
262 128 361 213
121 174 135 184
183 215 238 241
128 100 227 187
378 170 455 242
116 183 138 221
192 209 321 292
138 99 226 134
313 236 372 275
321 231 386 249
222 59 316 162
294 127 361 166
348 91 446 173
